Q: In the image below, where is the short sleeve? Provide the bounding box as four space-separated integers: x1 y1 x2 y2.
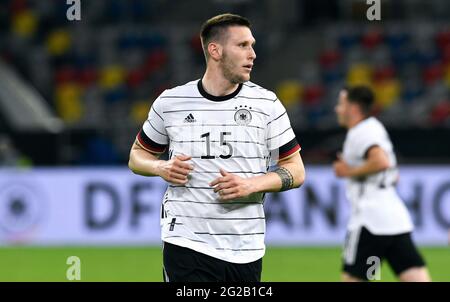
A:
352 125 385 159
266 99 296 151
136 94 169 153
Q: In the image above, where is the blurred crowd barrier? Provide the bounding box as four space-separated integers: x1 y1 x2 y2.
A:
0 166 448 246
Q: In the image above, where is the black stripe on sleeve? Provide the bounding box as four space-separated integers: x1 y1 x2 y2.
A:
137 129 167 153
278 138 301 158
363 144 380 159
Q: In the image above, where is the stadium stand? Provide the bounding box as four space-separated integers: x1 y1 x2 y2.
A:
0 0 449 165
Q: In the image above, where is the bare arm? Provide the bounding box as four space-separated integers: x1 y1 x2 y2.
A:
209 151 305 201
333 146 390 178
249 151 305 192
128 140 193 184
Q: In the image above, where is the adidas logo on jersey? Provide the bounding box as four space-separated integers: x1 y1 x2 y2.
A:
184 113 197 123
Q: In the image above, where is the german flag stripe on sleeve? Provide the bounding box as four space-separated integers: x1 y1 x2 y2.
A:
279 138 301 159
137 129 167 153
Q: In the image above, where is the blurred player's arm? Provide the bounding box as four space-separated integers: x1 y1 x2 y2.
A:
333 145 390 178
128 139 193 185
210 151 305 201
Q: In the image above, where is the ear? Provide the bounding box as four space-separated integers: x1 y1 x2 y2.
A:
208 42 222 61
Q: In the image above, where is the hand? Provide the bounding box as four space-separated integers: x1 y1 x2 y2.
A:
333 154 351 178
209 169 254 201
158 155 194 185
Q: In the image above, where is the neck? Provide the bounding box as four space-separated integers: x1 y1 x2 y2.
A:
202 66 239 96
348 115 367 129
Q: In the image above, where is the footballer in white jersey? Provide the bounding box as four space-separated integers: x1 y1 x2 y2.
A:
129 14 305 282
334 86 430 282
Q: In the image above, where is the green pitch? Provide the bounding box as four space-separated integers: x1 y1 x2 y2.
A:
0 246 448 281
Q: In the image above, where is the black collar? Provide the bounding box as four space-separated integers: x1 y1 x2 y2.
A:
197 79 242 102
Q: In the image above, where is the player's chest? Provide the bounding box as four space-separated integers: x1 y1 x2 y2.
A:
163 101 268 139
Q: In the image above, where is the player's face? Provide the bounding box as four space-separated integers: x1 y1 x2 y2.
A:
335 90 351 127
219 26 256 84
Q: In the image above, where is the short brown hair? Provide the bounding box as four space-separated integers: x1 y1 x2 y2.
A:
343 85 375 116
200 13 251 60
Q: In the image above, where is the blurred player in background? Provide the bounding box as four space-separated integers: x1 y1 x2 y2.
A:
333 86 431 282
128 13 305 282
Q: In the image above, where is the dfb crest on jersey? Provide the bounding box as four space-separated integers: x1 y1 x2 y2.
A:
234 108 252 126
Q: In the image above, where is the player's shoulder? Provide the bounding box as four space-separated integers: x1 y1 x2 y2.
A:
362 117 386 133
351 117 386 139
158 80 200 98
241 81 278 101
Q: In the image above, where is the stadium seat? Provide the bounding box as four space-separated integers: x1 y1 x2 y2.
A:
430 100 450 125
441 44 450 64
422 64 443 86
126 68 147 89
78 136 120 165
444 64 450 88
373 65 396 83
319 49 342 69
77 67 98 87
346 63 373 87
391 47 417 68
99 65 126 89
190 35 203 55
361 29 383 50
104 85 128 104
338 31 360 50
55 66 78 85
416 48 440 67
371 46 391 67
130 100 152 124
130 0 147 20
303 84 324 106
386 29 410 51
10 0 28 15
373 79 401 109
118 33 140 50
436 30 450 50
143 50 168 75
11 10 37 37
276 80 303 108
47 29 72 56
322 67 344 85
402 80 424 103
141 33 166 50
55 83 83 123
306 105 328 128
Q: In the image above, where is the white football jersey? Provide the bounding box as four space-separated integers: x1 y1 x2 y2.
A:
137 79 300 263
342 117 413 235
